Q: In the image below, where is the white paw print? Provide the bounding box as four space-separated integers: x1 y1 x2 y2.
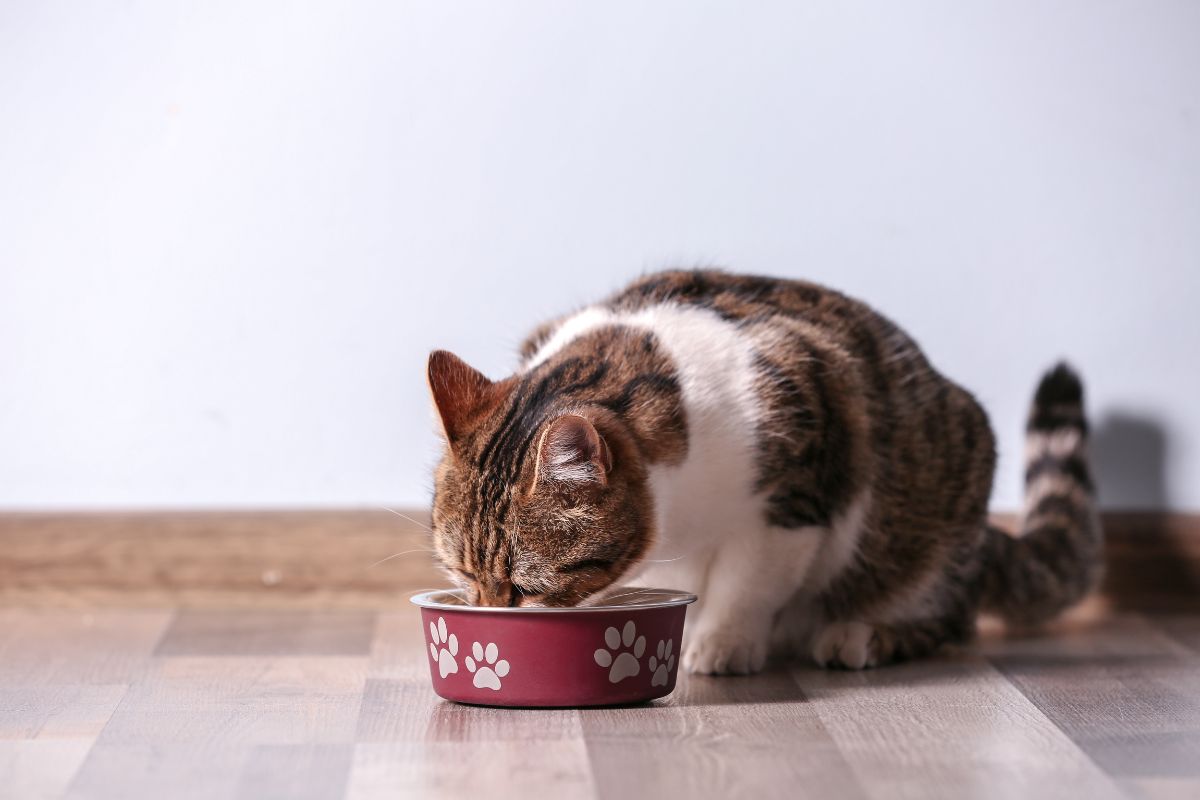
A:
428 617 459 678
465 641 510 690
649 638 676 687
593 620 646 683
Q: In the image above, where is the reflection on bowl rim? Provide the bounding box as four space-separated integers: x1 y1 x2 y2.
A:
409 587 697 613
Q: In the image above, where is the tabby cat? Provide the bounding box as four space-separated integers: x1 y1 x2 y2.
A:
426 270 1101 673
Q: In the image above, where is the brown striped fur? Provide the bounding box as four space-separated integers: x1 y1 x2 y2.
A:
428 327 685 607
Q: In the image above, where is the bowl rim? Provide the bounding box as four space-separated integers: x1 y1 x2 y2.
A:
410 586 697 613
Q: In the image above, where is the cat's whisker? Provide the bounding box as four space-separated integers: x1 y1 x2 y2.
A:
589 586 664 605
602 586 658 598
404 586 448 599
368 548 439 569
375 505 435 534
641 554 687 564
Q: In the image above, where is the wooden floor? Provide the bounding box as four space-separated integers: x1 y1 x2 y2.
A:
2 604 1199 800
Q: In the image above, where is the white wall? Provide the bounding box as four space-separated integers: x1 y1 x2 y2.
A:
2 1 1198 511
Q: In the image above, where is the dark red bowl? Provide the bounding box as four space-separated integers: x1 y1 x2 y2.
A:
411 588 696 707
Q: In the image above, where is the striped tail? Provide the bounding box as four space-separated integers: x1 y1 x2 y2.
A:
980 363 1103 626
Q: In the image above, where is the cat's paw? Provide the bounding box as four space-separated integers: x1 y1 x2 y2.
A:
811 621 891 670
683 627 769 675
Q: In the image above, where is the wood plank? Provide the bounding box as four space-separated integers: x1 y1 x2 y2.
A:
581 669 866 799
350 686 595 797
346 603 595 799
0 683 127 800
791 653 1125 800
156 610 376 657
66 743 249 800
67 656 370 800
366 610 430 682
0 684 126 741
1117 776 1200 800
0 610 172 685
350 683 594 798
347 738 594 800
3 511 1198 609
982 613 1200 788
90 657 368 746
1150 613 1200 655
6 606 1200 800
234 744 354 800
0 611 168 800
1 740 95 800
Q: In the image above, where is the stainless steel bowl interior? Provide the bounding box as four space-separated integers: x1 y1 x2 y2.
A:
410 587 697 613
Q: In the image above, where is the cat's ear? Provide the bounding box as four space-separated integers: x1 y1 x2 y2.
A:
427 350 506 445
534 415 613 488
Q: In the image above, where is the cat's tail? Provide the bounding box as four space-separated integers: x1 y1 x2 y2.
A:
979 362 1103 626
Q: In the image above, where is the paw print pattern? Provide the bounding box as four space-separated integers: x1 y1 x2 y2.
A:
593 620 646 683
649 639 676 686
465 641 510 691
428 616 459 678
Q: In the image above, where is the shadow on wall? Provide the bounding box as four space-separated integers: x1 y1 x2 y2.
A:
1090 411 1169 509
1091 410 1199 607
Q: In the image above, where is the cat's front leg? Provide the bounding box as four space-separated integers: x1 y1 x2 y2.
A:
683 527 822 675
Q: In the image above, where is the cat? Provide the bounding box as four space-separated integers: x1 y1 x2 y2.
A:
425 270 1101 673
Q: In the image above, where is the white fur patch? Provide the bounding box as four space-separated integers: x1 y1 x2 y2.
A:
812 620 878 669
1025 429 1084 462
526 303 762 563
801 490 871 594
527 302 869 670
1024 473 1090 514
526 307 616 369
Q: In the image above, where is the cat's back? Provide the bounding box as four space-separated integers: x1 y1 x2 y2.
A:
604 270 874 326
523 269 898 364
599 270 926 368
522 269 993 529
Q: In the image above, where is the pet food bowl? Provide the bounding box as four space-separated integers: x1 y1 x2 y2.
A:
411 587 696 707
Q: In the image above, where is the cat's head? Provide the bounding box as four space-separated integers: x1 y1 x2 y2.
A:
426 350 654 607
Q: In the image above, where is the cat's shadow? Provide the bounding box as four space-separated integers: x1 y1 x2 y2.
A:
1090 411 1169 508
1086 410 1198 607
666 654 973 707
670 666 808 706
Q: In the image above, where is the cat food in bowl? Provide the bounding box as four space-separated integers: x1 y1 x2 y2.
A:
411 588 696 707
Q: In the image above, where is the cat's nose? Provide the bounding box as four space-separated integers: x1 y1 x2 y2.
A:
475 579 516 607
